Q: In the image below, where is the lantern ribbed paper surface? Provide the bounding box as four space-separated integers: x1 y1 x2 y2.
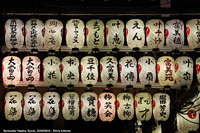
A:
196 57 200 84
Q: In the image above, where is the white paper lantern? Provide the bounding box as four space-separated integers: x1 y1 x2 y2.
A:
106 19 124 49
81 56 98 86
196 57 200 84
44 19 63 51
4 91 23 121
175 56 193 86
5 18 24 50
165 19 184 50
81 92 98 121
119 56 137 86
135 92 152 121
100 56 118 85
138 56 156 86
117 92 134 120
157 56 175 87
23 91 41 121
62 92 80 120
153 93 170 121
43 56 61 86
62 56 79 86
25 19 44 50
22 56 40 85
66 19 85 50
2 56 21 86
126 19 145 50
86 19 104 50
98 92 116 122
42 92 60 120
146 19 165 50
193 92 200 114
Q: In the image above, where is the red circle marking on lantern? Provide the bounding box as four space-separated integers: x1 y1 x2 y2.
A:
157 64 160 74
42 100 45 108
2 65 4 72
146 27 150 37
62 100 64 109
86 28 89 36
23 99 25 108
134 100 137 109
153 100 155 109
196 64 200 74
126 28 128 36
81 65 83 72
116 100 120 110
186 27 190 37
100 64 103 73
187 110 196 119
98 100 101 109
4 27 6 36
25 28 27 37
65 28 67 36
138 64 142 74
175 63 179 73
61 64 64 73
119 64 122 73
165 29 169 39
43 27 45 36
106 27 108 37
81 100 83 109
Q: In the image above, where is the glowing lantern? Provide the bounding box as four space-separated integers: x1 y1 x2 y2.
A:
81 92 98 121
4 91 23 121
5 18 24 50
153 93 170 121
165 19 184 51
146 19 165 50
175 56 193 86
66 19 85 51
126 19 145 50
44 19 63 51
86 19 104 50
62 56 79 86
81 56 98 86
42 92 60 120
135 92 152 121
157 56 175 87
138 56 156 86
196 57 200 84
2 56 21 86
98 92 115 122
119 56 137 86
100 56 118 86
62 92 79 120
117 92 134 120
23 91 41 121
106 19 124 50
25 19 44 50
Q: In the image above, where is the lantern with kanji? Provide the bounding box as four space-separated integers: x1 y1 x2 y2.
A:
5 18 24 50
81 92 98 121
4 91 23 121
135 92 152 121
126 19 145 50
153 93 170 121
157 56 175 87
23 91 41 121
196 57 200 83
165 19 184 51
44 19 63 51
2 56 21 86
98 92 116 122
62 92 80 120
175 56 193 86
146 19 165 50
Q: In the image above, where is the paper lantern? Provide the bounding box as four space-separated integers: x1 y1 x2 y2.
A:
100 56 118 85
62 92 79 120
81 92 98 121
22 56 40 85
25 19 44 50
42 92 60 120
4 91 23 121
106 19 124 50
153 93 170 121
119 56 137 86
62 56 79 86
98 92 115 122
196 57 200 83
157 56 175 87
186 19 200 49
138 56 156 86
193 92 200 114
165 19 184 50
175 56 193 86
135 92 152 121
66 19 85 50
81 56 98 86
146 19 165 50
117 92 134 120
44 19 63 51
152 124 162 133
43 56 61 86
126 19 145 50
2 56 21 86
86 19 104 50
5 18 24 50
23 91 41 121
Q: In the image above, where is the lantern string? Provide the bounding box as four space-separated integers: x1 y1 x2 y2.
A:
177 113 199 125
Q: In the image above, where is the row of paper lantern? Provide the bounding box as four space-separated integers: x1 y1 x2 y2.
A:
2 55 200 87
4 18 200 51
